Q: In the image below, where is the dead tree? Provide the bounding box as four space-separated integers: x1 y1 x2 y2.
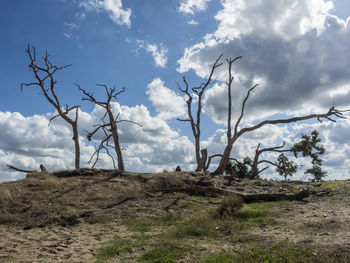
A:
21 45 80 169
250 142 288 179
178 55 348 175
177 55 223 172
78 84 140 171
213 98 348 175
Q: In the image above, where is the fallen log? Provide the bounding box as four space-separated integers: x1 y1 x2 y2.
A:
158 185 310 203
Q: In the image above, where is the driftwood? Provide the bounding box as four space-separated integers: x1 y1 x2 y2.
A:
7 165 36 173
164 197 183 211
160 185 310 203
156 177 311 203
7 164 47 173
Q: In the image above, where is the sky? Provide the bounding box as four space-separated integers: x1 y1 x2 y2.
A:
1 0 350 182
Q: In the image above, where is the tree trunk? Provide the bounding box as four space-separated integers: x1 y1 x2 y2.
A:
196 149 208 172
108 109 125 171
213 141 234 175
251 146 260 179
72 123 80 169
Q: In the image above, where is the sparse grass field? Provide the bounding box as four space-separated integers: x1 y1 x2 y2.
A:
0 170 350 262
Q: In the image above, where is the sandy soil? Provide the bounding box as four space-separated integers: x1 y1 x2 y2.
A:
0 172 349 262
1 223 114 263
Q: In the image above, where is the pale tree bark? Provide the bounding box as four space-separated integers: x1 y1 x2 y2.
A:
78 84 141 171
213 102 348 175
212 53 348 175
250 142 288 179
226 56 242 142
21 45 80 169
177 55 223 172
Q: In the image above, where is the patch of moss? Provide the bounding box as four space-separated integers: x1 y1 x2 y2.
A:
123 218 154 232
321 181 349 191
95 235 132 263
139 242 186 263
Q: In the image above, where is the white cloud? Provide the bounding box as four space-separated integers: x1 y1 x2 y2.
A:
179 0 212 14
64 33 72 39
75 12 87 20
178 0 350 124
64 22 79 39
201 118 350 180
64 22 79 30
135 40 168 68
188 19 199 25
79 0 131 28
0 102 195 181
146 78 186 120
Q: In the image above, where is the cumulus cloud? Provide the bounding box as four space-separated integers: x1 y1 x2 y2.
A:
146 78 186 120
179 0 212 14
0 103 195 181
201 118 350 180
79 0 131 28
177 0 350 124
0 111 98 180
135 40 168 68
188 19 199 25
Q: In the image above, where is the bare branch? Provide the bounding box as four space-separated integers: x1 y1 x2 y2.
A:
258 160 278 167
238 107 347 137
7 165 36 173
22 45 80 168
176 118 192 122
205 154 223 171
234 84 259 136
116 119 142 127
80 83 137 171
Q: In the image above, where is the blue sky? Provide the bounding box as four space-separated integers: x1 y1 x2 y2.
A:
1 0 350 182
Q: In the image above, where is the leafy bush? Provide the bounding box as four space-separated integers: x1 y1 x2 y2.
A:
305 165 327 182
216 195 244 217
225 157 254 179
275 153 297 181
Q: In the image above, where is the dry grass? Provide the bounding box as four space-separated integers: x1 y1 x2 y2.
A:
1 171 350 262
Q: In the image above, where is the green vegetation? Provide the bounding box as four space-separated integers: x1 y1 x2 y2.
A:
95 235 132 263
124 218 154 232
196 243 350 263
275 153 297 181
321 180 349 191
140 241 186 263
216 195 244 217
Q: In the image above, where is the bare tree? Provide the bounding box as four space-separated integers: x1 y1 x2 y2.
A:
214 95 347 175
178 54 348 175
78 84 141 171
21 45 81 169
250 142 288 178
177 55 223 172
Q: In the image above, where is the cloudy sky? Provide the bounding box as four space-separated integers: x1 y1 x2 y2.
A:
1 0 350 182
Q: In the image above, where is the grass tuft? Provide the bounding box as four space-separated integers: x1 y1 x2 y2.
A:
196 242 350 263
140 241 185 263
95 235 132 263
124 218 154 232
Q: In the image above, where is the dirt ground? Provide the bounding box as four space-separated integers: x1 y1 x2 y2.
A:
0 171 349 262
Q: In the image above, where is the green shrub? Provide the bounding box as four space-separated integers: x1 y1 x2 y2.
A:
216 195 244 217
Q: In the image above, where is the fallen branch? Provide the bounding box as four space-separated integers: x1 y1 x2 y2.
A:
104 196 134 209
164 197 183 211
157 184 310 203
7 164 37 173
